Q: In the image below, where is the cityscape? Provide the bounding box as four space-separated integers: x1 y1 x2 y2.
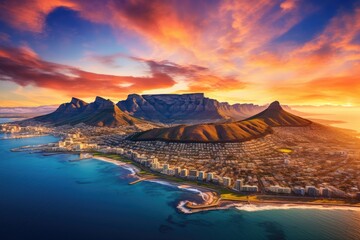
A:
2 97 359 204
1 0 360 240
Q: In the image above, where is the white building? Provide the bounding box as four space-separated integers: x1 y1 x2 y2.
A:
223 177 232 187
198 171 206 180
180 169 189 177
235 179 243 191
242 185 258 192
206 172 214 181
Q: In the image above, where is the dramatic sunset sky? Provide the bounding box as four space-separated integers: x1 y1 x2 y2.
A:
0 0 359 107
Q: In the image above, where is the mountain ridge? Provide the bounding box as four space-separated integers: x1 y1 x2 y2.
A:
32 97 142 127
244 101 312 127
117 93 266 124
129 101 312 143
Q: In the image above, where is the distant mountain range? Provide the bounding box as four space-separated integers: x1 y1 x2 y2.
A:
129 101 312 143
18 93 307 129
0 105 57 118
33 97 142 127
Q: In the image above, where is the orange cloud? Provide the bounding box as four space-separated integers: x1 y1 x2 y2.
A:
1 0 360 106
0 45 176 98
269 69 360 105
0 0 78 32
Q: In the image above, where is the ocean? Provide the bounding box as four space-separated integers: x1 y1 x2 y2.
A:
0 134 359 240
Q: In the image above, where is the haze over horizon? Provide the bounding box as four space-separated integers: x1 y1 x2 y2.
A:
0 0 360 107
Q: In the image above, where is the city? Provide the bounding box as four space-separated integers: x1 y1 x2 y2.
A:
3 120 359 203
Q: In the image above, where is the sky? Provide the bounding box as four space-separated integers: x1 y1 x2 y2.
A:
0 0 360 107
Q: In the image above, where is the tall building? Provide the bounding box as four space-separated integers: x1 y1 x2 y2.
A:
180 169 189 177
293 186 305 196
223 177 232 187
189 170 199 179
163 164 169 170
235 179 243 191
306 186 319 197
198 171 206 180
320 187 331 198
207 172 214 181
174 167 181 175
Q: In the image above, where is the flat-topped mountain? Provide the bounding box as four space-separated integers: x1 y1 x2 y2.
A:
117 93 265 124
129 101 311 143
33 97 141 127
245 101 312 127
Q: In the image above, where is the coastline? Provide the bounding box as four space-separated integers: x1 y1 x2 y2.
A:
89 154 360 214
91 155 140 177
5 136 360 215
90 155 218 213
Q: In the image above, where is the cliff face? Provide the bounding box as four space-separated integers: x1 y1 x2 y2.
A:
117 93 265 124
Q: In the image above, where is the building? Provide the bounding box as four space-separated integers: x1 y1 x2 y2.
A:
167 168 175 176
356 192 360 200
320 187 331 198
198 171 206 180
268 185 280 193
235 179 243 191
58 141 66 148
189 170 199 179
74 143 84 151
180 169 189 177
174 167 181 176
223 177 232 187
327 186 347 198
163 164 169 171
277 187 291 194
306 186 319 197
242 185 258 192
206 172 214 182
293 186 305 196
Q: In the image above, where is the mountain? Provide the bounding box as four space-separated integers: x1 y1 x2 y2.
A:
33 97 142 127
244 101 312 127
0 105 57 118
130 119 272 143
117 93 265 124
129 101 311 143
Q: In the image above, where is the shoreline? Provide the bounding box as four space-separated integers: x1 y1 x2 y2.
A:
5 140 360 215
91 155 140 178
90 155 218 212
1 134 49 140
89 154 360 214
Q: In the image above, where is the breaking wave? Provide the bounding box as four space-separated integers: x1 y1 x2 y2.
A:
234 204 360 212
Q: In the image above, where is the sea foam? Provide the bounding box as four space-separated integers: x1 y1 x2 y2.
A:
234 203 360 212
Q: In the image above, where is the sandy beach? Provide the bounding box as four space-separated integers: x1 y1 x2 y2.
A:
91 156 140 177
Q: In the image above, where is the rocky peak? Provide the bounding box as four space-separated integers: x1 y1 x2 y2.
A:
70 97 87 108
267 101 282 111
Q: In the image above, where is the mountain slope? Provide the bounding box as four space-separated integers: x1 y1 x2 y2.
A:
244 101 312 127
130 119 272 143
33 97 141 127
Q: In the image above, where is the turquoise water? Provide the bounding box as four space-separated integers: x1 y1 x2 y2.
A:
0 134 359 240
